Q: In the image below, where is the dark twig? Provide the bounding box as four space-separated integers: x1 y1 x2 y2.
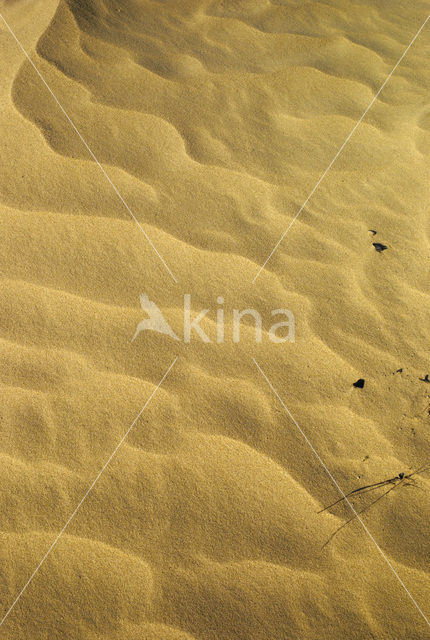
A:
319 463 430 548
321 481 402 550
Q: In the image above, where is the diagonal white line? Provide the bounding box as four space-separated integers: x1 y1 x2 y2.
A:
252 13 430 283
0 356 177 628
0 11 177 283
252 357 430 630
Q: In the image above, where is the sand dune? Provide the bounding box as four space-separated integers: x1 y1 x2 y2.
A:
1 0 430 638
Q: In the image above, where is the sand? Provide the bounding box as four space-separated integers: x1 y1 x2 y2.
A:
1 1 430 638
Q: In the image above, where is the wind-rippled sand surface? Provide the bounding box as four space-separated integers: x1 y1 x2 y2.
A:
1 1 430 638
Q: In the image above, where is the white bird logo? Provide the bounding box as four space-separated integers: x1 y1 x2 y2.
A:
131 294 179 342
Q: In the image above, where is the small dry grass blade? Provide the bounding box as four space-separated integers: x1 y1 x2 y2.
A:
409 462 430 478
317 477 396 514
318 462 430 516
321 480 403 550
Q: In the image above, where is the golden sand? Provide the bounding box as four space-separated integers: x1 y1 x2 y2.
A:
1 1 430 638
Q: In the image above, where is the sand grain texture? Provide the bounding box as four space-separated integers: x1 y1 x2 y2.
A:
1 0 430 638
